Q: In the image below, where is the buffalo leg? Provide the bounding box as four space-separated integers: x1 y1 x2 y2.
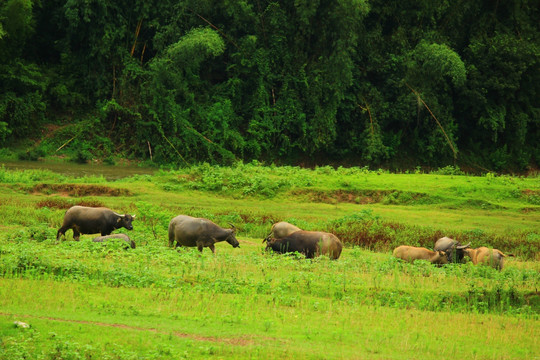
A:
197 244 204 253
56 226 69 241
73 229 81 241
208 244 215 254
168 233 175 247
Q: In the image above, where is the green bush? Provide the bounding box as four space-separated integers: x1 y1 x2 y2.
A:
17 148 45 161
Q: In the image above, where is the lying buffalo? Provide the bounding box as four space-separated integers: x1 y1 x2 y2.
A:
393 245 448 264
92 234 136 249
57 206 135 241
463 247 508 270
264 221 302 242
434 237 471 263
265 230 343 260
168 215 240 254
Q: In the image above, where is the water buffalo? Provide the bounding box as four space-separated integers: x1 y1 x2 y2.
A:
92 234 136 249
57 206 135 241
168 215 240 254
434 237 471 263
393 245 448 264
264 221 302 242
265 230 343 260
463 247 507 270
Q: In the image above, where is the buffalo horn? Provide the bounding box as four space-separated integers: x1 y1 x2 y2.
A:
229 223 237 232
262 231 273 243
132 214 136 219
456 242 471 249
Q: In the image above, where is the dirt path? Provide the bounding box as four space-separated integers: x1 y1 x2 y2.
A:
0 311 260 346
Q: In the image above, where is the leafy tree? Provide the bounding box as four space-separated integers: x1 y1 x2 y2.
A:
143 27 229 163
0 0 538 171
0 0 47 140
402 40 465 162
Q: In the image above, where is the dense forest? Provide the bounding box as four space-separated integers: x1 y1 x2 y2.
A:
0 0 539 171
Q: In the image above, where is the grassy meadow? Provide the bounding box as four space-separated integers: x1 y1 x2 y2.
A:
0 163 539 359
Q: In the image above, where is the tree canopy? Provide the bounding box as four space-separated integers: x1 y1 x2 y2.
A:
1 0 538 171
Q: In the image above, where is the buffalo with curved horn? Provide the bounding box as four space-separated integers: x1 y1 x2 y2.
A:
263 221 302 243
57 206 135 241
434 237 471 263
168 215 239 254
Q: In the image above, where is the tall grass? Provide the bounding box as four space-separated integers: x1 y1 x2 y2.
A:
0 239 537 316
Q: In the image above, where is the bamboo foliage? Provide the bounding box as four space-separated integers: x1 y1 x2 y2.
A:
0 0 538 170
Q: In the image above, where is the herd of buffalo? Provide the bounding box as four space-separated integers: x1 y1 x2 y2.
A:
55 205 510 270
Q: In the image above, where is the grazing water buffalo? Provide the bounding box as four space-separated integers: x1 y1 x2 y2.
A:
168 215 239 254
434 237 471 263
92 234 136 249
264 221 302 242
57 206 135 241
265 230 343 260
393 245 448 264
463 247 507 270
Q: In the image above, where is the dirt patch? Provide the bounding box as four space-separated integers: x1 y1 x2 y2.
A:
0 312 261 346
176 174 199 182
291 189 388 204
522 189 540 205
31 184 132 197
212 211 278 226
239 239 260 246
36 198 106 210
237 213 276 224
290 189 434 205
522 189 540 196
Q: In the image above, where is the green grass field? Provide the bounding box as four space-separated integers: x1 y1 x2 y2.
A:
0 163 539 359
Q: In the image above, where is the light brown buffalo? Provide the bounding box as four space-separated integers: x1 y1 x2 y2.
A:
463 247 507 270
393 245 448 264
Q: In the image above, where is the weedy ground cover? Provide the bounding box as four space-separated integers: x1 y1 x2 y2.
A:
0 163 539 359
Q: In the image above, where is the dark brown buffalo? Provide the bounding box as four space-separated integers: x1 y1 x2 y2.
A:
57 206 135 241
265 230 343 260
168 215 239 254
434 237 471 263
92 234 136 249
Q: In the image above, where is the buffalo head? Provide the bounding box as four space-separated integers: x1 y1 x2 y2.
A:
118 214 136 230
226 224 240 248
